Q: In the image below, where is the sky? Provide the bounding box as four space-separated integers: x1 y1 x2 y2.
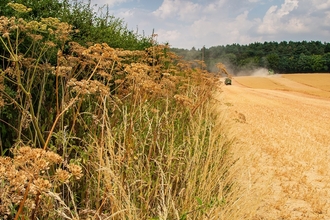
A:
87 0 330 49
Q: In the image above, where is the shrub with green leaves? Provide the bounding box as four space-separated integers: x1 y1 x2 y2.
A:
0 0 152 50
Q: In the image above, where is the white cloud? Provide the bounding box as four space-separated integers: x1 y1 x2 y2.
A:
257 0 299 35
191 17 214 37
156 29 181 43
152 0 175 18
200 2 230 20
203 3 218 13
236 10 250 22
286 17 308 33
117 9 134 18
90 0 330 49
325 12 330 26
311 0 330 10
153 0 200 21
277 0 299 17
159 7 257 48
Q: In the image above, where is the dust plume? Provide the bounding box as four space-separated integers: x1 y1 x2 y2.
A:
236 68 273 77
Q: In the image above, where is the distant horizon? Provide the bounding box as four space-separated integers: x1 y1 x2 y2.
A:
171 39 330 50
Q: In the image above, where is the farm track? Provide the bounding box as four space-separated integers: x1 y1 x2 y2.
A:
221 75 330 219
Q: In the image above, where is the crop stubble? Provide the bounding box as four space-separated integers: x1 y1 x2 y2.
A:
221 74 330 219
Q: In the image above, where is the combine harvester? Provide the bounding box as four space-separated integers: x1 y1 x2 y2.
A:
217 63 232 85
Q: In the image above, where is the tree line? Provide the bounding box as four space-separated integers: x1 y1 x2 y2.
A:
172 41 330 74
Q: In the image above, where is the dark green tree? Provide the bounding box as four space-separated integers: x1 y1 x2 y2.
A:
266 53 280 72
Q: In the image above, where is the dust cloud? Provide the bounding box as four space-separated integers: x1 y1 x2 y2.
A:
235 68 278 77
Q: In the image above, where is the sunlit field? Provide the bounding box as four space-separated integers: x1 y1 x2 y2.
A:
282 73 330 92
233 75 284 90
234 74 330 99
222 73 330 219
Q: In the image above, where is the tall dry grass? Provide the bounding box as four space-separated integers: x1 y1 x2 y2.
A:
81 94 242 219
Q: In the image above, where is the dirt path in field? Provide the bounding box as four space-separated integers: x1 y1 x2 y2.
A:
220 76 330 219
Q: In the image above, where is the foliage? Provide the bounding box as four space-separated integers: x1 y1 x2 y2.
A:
0 4 240 219
172 41 330 74
0 0 152 50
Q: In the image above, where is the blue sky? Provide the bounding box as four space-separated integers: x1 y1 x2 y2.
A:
87 0 330 49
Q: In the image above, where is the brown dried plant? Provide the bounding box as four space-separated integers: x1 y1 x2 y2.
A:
0 145 83 219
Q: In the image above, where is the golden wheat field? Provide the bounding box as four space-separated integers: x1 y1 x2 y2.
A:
220 74 330 219
282 74 330 92
234 74 330 99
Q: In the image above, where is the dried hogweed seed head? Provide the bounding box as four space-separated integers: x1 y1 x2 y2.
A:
32 148 46 159
45 151 63 164
17 145 32 155
24 198 36 210
26 33 43 41
44 41 56 48
55 168 70 183
9 170 28 191
33 178 52 192
33 158 49 172
0 157 12 175
10 193 24 205
2 32 9 38
56 66 72 77
174 94 193 106
67 163 83 180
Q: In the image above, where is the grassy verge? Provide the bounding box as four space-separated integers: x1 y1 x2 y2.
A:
0 4 243 219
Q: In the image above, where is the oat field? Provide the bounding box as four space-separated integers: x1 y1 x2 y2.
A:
221 74 330 219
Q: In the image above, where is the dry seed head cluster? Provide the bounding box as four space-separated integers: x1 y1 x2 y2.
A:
0 15 220 121
0 10 72 44
67 78 110 96
0 146 83 216
60 43 181 99
49 39 218 106
67 163 83 180
26 32 43 41
174 94 193 106
55 168 71 183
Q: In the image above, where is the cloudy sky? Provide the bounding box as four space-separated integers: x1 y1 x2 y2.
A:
88 0 330 49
